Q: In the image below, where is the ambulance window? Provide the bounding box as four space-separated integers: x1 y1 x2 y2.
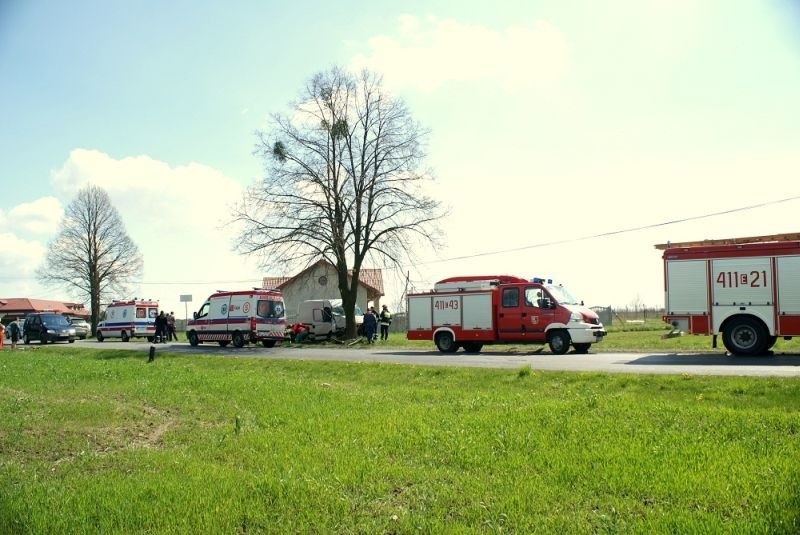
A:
149 308 158 319
257 300 285 319
257 300 270 318
502 288 519 308
136 308 146 319
196 302 210 319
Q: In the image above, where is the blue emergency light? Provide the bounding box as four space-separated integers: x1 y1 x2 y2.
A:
531 277 554 284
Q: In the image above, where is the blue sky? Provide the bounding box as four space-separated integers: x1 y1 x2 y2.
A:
2 1 799 317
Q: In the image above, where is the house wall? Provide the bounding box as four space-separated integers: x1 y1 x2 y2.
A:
277 263 370 323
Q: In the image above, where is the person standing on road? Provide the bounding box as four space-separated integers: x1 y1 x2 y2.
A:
9 320 20 350
167 312 177 341
379 304 392 341
362 307 377 344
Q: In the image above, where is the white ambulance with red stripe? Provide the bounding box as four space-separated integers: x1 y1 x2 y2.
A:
407 275 606 354
186 289 286 348
96 299 159 342
659 233 800 356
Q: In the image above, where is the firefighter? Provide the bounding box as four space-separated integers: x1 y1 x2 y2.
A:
379 304 392 341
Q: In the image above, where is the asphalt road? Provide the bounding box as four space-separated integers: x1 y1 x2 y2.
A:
62 339 800 377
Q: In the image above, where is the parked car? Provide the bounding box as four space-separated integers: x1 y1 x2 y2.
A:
23 313 76 344
67 317 90 340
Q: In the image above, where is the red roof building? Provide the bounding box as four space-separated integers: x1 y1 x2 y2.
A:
0 298 89 322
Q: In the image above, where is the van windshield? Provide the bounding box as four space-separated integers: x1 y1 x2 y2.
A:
332 304 363 316
545 284 581 306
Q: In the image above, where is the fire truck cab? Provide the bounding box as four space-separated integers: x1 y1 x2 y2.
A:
186 289 286 348
407 275 606 354
659 233 800 355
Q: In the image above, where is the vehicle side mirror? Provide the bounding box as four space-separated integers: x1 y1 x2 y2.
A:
193 312 198 319
542 298 554 309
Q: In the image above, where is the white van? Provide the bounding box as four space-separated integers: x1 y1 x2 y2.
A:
296 298 364 339
186 289 286 348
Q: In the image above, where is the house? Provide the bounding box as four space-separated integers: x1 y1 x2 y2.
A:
263 260 384 322
0 298 90 324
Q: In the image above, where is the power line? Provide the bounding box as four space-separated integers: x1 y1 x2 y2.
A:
405 193 800 266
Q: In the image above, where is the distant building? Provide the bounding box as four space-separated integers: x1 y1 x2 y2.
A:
0 298 89 324
263 259 384 323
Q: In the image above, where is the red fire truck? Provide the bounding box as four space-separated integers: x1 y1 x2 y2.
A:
406 275 606 354
658 233 800 355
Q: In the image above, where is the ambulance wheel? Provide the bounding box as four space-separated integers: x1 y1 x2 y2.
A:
262 340 276 348
218 341 230 347
96 332 104 342
188 331 200 346
121 331 130 343
723 317 767 356
573 343 591 354
462 342 483 354
435 332 458 353
232 331 245 348
548 330 571 355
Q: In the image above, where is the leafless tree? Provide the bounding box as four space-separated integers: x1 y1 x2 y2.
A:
235 67 445 338
37 184 143 333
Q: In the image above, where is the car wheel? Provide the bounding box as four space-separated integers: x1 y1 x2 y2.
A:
232 331 245 348
188 331 200 346
96 332 104 342
69 339 75 344
548 330 571 355
121 331 130 343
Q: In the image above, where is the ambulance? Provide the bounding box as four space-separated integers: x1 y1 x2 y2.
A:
186 289 286 348
658 232 800 356
407 275 606 354
96 299 159 342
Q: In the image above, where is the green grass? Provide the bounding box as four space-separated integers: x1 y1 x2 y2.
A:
1 347 799 533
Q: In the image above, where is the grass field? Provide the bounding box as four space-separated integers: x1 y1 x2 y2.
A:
1 346 798 533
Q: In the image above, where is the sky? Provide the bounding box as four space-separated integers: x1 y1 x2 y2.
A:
1 0 799 319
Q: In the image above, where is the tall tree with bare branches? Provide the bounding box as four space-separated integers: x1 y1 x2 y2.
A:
236 67 445 338
37 184 143 333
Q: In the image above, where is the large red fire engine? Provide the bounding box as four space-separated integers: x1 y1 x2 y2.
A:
657 232 800 355
406 275 606 354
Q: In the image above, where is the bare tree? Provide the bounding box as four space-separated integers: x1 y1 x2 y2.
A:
37 184 143 333
235 67 445 338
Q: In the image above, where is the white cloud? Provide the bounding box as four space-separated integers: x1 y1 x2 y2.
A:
8 197 63 235
349 15 570 92
30 149 264 314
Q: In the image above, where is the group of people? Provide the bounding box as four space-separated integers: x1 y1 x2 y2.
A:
362 304 392 343
154 311 177 343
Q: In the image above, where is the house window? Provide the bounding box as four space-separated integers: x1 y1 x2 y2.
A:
318 276 328 286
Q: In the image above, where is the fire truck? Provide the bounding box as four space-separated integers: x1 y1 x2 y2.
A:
657 233 800 355
406 275 606 354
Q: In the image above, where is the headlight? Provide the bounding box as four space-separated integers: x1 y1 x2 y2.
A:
569 311 583 323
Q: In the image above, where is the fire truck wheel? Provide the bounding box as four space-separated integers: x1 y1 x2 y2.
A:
188 331 200 346
435 332 458 353
573 343 590 354
232 331 246 348
218 341 230 347
722 317 767 356
121 331 130 343
548 330 571 355
96 332 104 342
463 342 483 354
262 340 276 348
